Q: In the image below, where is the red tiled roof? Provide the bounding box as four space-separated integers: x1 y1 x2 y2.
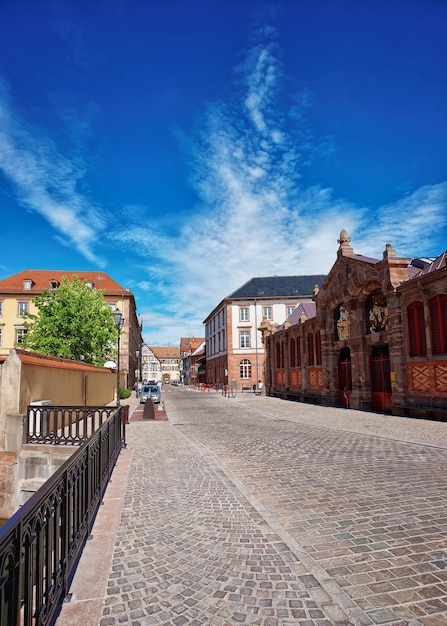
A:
191 341 206 357
180 337 205 353
1 348 115 372
150 346 181 359
0 270 130 296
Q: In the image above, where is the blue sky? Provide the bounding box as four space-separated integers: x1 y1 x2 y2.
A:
1 0 446 346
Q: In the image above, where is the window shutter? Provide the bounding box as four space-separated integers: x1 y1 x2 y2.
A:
315 330 322 365
308 333 314 366
407 301 426 357
430 294 447 355
290 338 296 368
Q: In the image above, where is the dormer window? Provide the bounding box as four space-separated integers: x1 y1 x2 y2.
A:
85 281 94 288
23 279 33 290
49 280 60 290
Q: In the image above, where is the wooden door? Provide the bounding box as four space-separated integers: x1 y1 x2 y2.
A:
338 348 352 407
370 347 392 412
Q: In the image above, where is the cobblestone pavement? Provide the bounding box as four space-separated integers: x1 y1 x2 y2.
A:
99 388 447 626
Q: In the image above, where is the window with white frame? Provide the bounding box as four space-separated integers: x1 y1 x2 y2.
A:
287 305 295 317
18 301 29 317
240 330 250 348
239 307 249 321
263 306 273 320
15 328 27 344
239 359 252 379
23 279 33 290
0 300 3 317
0 326 2 347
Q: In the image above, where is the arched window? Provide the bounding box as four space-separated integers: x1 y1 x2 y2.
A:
407 301 426 357
239 359 252 379
429 294 447 355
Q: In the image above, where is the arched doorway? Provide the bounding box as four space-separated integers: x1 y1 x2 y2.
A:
370 344 392 412
338 347 352 407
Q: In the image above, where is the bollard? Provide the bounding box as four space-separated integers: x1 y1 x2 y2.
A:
123 404 129 424
143 399 155 420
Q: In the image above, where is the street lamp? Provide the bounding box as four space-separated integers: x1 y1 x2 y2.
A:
113 307 124 406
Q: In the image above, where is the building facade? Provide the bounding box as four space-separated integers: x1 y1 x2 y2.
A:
189 341 206 386
147 346 181 383
0 270 142 389
263 231 447 418
180 337 206 385
203 275 326 390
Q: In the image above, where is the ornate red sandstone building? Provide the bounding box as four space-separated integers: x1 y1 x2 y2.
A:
262 231 447 418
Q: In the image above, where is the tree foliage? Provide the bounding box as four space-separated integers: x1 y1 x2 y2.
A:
20 276 118 366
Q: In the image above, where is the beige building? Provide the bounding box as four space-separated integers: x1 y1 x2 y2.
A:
148 346 181 383
203 275 326 390
0 270 142 389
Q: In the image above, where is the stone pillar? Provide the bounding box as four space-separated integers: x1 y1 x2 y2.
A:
4 413 26 453
0 452 18 520
0 350 22 453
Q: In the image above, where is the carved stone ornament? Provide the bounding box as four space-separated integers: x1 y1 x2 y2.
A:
337 305 350 340
338 229 352 245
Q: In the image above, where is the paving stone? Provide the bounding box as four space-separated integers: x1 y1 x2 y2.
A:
90 390 447 626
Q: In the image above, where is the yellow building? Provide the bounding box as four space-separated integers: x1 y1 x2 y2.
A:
0 270 142 389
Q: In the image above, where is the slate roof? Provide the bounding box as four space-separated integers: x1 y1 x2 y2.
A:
287 302 316 325
227 275 326 299
412 252 447 277
0 269 130 296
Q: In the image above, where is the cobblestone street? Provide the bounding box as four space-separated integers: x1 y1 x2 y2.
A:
58 387 447 626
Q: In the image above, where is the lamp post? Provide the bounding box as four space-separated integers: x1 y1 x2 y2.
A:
113 307 124 406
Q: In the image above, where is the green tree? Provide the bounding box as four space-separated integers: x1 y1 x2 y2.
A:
20 276 119 366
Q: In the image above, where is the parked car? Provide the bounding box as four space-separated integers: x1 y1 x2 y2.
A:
140 384 161 404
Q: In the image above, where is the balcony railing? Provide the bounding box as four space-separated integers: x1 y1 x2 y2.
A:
26 405 119 445
0 406 125 625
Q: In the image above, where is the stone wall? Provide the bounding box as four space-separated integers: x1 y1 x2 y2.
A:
0 349 123 518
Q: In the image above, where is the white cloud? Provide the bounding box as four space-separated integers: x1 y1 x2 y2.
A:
356 183 447 258
0 83 106 265
125 39 446 345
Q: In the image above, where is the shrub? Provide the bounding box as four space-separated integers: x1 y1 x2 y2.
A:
120 388 132 399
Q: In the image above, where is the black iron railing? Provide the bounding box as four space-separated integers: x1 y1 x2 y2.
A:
26 406 119 445
0 406 124 626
